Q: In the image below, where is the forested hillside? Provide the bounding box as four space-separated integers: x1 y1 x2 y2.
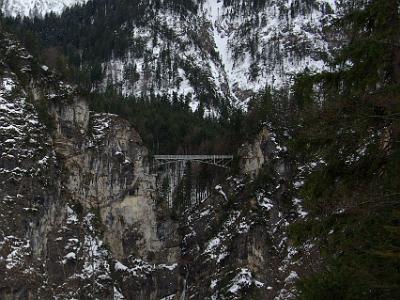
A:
291 0 400 298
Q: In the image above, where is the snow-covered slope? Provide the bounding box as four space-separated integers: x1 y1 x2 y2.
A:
103 0 339 105
1 0 88 17
2 0 340 107
102 6 231 111
201 0 338 96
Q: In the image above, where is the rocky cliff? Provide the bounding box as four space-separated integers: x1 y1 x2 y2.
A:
0 30 181 299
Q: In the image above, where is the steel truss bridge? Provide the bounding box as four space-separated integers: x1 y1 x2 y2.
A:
153 155 233 169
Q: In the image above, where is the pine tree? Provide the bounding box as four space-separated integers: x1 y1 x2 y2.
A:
331 0 400 99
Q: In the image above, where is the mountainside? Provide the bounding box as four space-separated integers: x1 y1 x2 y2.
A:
199 0 338 95
2 0 339 110
1 0 399 299
1 0 88 17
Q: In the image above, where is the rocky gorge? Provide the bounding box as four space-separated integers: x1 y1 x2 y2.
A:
1 1 399 299
0 27 320 299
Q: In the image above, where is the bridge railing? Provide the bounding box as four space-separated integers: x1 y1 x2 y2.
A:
154 155 233 160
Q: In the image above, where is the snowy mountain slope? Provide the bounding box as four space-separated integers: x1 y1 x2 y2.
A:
1 0 341 108
103 0 339 106
102 8 231 111
1 0 88 17
201 0 339 96
110 0 339 103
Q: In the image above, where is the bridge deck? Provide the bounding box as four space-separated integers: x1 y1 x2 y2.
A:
154 155 233 160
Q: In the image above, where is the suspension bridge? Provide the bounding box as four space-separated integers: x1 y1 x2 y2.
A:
153 155 234 169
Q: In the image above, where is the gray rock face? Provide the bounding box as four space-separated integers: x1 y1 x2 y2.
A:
238 127 271 177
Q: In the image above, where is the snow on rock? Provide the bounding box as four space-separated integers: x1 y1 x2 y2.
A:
201 210 244 264
63 252 76 262
91 113 113 141
257 195 274 211
114 257 178 279
66 205 78 224
158 263 178 271
159 295 175 300
293 197 308 218
285 271 299 283
227 268 264 295
115 261 129 272
5 238 31 270
1 78 15 94
113 287 125 300
215 185 228 200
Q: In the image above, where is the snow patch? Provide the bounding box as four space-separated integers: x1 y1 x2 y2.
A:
227 268 264 295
